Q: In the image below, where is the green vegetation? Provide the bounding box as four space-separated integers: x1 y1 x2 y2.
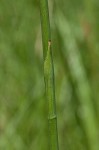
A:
39 0 59 149
0 0 99 150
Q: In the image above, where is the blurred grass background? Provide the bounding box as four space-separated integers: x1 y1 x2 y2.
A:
0 0 99 150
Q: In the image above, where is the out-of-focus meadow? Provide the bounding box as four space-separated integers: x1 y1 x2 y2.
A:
0 0 99 150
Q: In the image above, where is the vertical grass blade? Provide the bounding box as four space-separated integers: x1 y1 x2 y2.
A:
39 0 59 150
55 12 99 150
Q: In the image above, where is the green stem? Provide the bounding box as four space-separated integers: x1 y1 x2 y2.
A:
39 0 59 150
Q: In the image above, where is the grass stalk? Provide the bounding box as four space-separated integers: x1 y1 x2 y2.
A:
39 0 59 150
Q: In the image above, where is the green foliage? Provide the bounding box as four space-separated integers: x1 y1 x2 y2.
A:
39 0 59 149
0 0 99 150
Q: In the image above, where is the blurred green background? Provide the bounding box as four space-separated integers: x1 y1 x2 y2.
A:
0 0 99 150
